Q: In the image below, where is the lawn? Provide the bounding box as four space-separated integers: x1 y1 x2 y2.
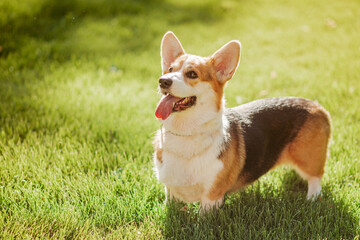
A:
0 0 359 239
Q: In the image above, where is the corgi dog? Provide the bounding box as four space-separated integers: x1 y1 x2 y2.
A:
153 31 331 212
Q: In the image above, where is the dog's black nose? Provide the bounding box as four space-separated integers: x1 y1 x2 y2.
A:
159 78 173 89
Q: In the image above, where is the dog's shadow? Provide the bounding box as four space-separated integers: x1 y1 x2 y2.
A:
163 171 358 239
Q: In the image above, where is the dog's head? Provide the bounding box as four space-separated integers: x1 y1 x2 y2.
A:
155 31 241 124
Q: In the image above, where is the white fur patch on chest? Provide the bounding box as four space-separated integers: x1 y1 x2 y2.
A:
154 128 227 202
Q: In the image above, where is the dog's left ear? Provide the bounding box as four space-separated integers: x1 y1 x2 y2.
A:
211 40 241 83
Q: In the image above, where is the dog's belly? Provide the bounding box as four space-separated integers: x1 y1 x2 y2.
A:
169 184 204 202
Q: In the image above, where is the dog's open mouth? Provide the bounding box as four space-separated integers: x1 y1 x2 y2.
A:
173 96 197 112
155 94 197 120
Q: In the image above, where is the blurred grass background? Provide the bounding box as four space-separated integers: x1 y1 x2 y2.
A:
0 0 359 239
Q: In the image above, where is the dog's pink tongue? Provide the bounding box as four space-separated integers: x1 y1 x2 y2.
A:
155 95 181 120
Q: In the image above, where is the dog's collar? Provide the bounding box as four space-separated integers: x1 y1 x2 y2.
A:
160 124 194 138
166 130 194 137
161 124 221 138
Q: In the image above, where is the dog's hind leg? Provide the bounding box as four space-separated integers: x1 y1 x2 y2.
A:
306 176 322 200
286 108 331 200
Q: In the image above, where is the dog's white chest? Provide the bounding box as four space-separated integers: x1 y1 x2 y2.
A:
154 131 225 202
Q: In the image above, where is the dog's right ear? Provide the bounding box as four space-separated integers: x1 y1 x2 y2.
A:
161 31 185 74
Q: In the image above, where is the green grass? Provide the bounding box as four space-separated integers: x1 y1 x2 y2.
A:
1 0 359 239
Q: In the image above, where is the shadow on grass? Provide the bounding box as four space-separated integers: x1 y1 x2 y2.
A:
163 171 359 239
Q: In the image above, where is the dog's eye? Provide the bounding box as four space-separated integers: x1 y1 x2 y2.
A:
168 67 173 73
186 71 198 79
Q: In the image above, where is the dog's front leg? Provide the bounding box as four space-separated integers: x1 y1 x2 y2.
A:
200 196 223 213
164 186 174 205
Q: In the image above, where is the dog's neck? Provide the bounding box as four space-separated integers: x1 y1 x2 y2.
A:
161 94 226 135
161 109 224 136
159 111 229 160
163 118 223 137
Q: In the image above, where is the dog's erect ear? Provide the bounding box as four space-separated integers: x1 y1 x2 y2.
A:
211 40 241 83
161 31 185 73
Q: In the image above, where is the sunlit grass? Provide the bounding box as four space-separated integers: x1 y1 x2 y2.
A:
1 0 359 239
